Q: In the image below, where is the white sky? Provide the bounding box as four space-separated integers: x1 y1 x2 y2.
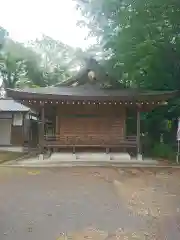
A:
0 0 95 49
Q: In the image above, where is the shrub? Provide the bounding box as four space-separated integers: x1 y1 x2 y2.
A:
152 143 176 161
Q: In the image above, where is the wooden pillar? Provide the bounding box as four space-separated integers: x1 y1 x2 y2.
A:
55 108 59 135
55 106 59 142
39 104 45 153
22 113 26 147
137 107 142 160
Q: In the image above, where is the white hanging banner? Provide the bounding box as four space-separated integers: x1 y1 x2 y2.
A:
177 118 180 141
176 118 180 164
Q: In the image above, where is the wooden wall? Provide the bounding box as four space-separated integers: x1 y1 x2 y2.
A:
55 104 126 145
11 125 24 146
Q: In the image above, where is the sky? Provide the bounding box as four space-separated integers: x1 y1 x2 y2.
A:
0 0 95 49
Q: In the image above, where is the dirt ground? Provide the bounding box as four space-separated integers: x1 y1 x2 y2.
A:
0 167 180 240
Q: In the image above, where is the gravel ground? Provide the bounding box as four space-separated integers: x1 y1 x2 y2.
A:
0 167 180 240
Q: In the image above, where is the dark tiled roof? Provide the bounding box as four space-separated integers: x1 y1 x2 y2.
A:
0 98 30 112
6 85 178 102
13 84 131 96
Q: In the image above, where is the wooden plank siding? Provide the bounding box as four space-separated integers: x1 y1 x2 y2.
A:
10 125 24 146
58 117 125 145
46 104 127 146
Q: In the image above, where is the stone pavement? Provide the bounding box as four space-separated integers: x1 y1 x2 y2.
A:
0 167 180 240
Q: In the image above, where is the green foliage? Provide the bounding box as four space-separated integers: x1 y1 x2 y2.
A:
76 0 180 152
0 27 8 49
30 35 81 71
152 143 176 161
0 53 26 88
28 35 97 84
0 30 95 88
76 0 180 89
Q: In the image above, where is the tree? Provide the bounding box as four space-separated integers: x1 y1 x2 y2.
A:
29 35 103 85
29 35 80 81
76 0 180 89
1 28 102 88
0 53 26 88
1 34 92 88
0 26 8 49
0 27 8 83
0 36 58 88
76 0 180 156
0 37 44 88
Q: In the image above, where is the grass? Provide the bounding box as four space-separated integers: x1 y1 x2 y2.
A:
0 151 25 164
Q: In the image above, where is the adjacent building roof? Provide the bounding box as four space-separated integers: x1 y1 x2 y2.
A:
0 98 30 112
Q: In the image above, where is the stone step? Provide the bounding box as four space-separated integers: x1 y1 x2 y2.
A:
10 158 158 167
50 153 131 162
110 153 131 161
49 153 76 161
4 161 159 168
75 153 110 161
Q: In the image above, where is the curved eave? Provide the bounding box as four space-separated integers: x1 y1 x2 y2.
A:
6 88 178 102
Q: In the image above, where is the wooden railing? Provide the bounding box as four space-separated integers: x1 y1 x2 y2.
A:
44 134 137 148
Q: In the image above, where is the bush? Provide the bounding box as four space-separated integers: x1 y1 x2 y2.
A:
152 143 176 160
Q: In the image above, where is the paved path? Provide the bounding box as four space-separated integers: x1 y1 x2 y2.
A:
0 167 180 239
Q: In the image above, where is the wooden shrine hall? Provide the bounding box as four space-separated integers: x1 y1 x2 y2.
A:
6 58 177 158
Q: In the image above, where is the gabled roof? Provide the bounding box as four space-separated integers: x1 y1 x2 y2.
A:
55 57 124 88
0 98 30 112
